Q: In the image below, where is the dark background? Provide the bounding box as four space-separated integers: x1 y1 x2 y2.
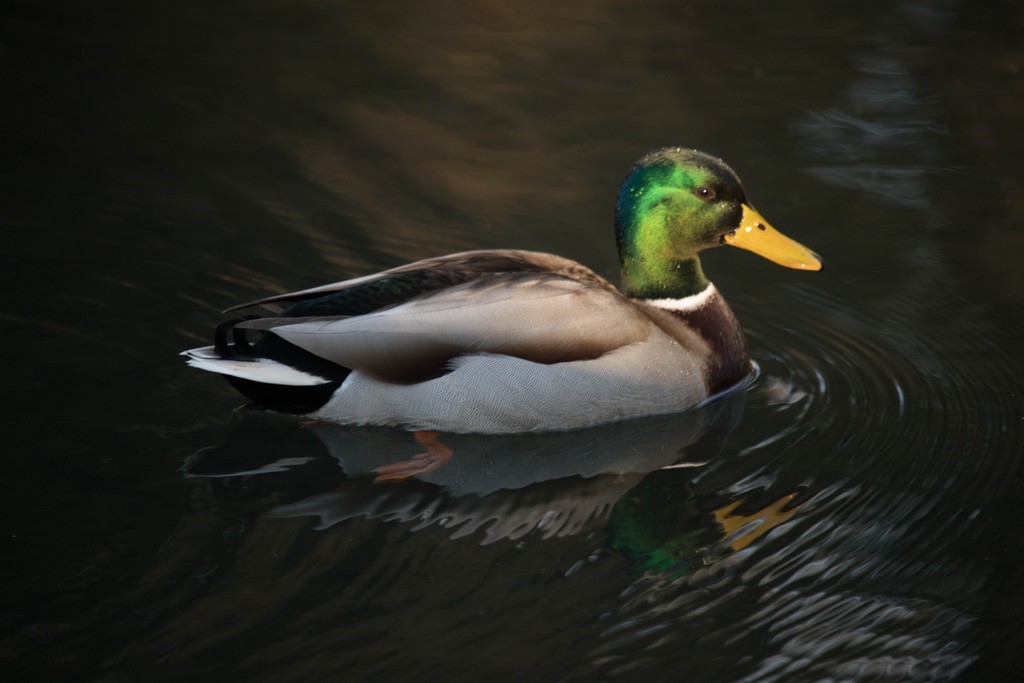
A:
3 1 1023 680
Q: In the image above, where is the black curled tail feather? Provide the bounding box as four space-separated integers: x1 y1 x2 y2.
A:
214 315 263 358
210 316 350 414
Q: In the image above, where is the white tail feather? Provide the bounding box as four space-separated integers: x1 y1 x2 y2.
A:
182 349 331 386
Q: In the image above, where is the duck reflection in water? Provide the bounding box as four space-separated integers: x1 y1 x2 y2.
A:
135 391 806 672
185 387 802 574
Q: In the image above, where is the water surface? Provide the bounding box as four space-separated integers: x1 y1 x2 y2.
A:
3 0 1024 680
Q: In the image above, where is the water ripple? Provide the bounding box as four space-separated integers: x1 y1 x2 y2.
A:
580 296 1021 680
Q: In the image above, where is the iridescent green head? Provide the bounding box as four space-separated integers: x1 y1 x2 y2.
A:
615 148 821 298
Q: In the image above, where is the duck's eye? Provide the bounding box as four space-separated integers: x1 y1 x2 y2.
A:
694 186 716 201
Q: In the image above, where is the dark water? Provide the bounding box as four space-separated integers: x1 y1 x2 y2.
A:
4 0 1024 680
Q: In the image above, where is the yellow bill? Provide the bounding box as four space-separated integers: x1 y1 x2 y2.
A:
723 204 823 271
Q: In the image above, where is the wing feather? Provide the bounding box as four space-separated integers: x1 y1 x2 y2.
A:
224 250 616 315
263 273 655 381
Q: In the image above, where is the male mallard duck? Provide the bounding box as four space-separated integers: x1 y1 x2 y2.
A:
183 148 821 434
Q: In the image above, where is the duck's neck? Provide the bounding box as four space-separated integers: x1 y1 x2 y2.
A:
620 254 710 300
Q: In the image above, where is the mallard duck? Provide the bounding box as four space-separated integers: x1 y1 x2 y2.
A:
183 148 821 434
